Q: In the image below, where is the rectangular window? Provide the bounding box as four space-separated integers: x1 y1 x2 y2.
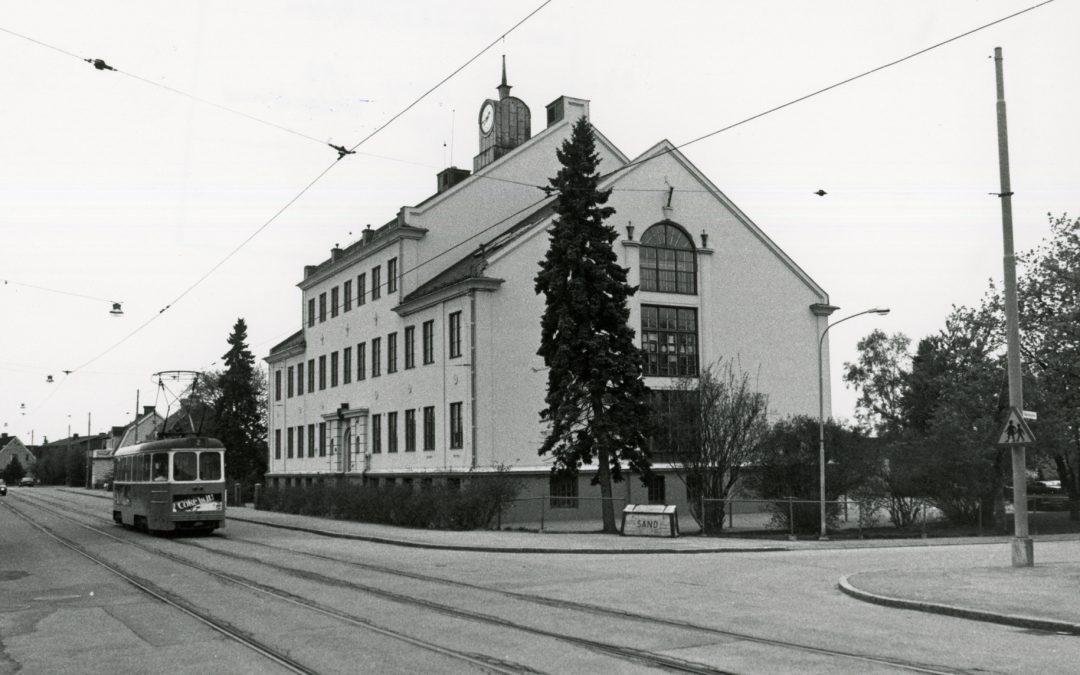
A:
297 362 305 395
297 425 305 459
308 298 315 327
357 273 366 306
387 332 398 373
647 390 695 463
307 358 315 392
274 429 281 459
641 305 699 377
371 414 381 454
274 369 282 401
387 257 397 293
448 311 462 358
449 401 463 449
308 423 315 457
404 326 415 369
371 266 381 300
318 355 327 390
423 406 435 450
387 412 398 453
343 347 352 385
318 422 327 457
371 337 381 377
319 292 327 323
422 320 435 364
405 409 416 452
331 286 339 318
357 342 366 380
330 351 339 387
287 427 295 459
646 474 666 504
343 279 352 312
287 366 294 398
550 475 579 509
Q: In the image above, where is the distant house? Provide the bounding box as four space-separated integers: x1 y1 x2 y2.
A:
37 433 108 486
0 433 36 477
89 407 164 487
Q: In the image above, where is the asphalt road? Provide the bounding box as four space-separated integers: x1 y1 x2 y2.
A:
3 487 1078 674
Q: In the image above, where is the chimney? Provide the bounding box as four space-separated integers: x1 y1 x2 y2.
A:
437 167 471 193
1 432 8 441
304 265 318 279
143 406 155 417
331 244 343 262
362 225 374 244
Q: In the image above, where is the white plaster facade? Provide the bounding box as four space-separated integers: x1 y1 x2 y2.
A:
265 87 834 505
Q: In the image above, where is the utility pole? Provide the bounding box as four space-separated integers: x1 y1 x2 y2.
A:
995 46 1033 567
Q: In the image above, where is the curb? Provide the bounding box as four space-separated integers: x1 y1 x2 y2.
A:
838 574 1080 636
227 514 791 555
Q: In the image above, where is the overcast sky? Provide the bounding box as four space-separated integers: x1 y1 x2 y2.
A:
2 1 1076 445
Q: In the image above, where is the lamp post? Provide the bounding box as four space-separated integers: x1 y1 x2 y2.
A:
816 306 890 540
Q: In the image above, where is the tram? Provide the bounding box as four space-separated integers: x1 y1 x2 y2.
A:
112 436 226 533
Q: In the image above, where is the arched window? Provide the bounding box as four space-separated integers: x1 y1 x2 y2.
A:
639 221 697 294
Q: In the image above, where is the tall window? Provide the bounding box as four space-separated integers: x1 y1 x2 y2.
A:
405 409 416 452
287 366 294 398
387 257 398 293
357 342 366 380
550 475 578 508
274 369 281 401
318 355 327 390
343 347 352 385
331 286 339 318
371 414 382 453
274 429 281 459
297 425 305 459
330 351 339 387
449 401 463 449
297 362 305 395
641 305 699 377
308 298 315 327
423 406 435 450
371 337 381 377
646 474 666 504
448 311 462 358
308 423 316 457
357 273 366 306
319 292 327 322
307 358 315 392
387 332 398 373
371 265 381 300
344 279 352 312
404 326 415 369
639 221 697 294
422 320 435 364
287 427 295 459
387 412 398 453
318 422 326 456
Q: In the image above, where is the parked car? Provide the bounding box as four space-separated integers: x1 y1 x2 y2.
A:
18 477 35 487
0 480 6 496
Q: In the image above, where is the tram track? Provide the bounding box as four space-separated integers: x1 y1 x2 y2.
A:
24 489 966 674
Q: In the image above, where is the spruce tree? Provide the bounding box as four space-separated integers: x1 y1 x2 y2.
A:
535 117 652 533
215 318 268 485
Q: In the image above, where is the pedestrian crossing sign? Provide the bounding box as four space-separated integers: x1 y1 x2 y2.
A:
997 407 1035 446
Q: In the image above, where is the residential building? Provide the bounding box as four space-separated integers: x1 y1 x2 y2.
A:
0 433 35 476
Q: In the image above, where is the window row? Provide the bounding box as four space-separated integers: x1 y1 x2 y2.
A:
306 257 399 328
274 422 329 459
275 311 464 401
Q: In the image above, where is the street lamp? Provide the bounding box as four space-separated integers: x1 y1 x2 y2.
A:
815 306 890 540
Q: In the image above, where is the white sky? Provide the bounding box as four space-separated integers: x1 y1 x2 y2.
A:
2 1 1076 444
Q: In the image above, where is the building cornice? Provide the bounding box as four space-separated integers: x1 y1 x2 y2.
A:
395 277 504 317
298 224 428 291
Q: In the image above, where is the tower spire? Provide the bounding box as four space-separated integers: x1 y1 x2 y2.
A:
497 55 512 100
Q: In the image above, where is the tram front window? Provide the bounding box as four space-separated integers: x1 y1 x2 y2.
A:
173 452 197 481
199 452 222 481
152 453 169 481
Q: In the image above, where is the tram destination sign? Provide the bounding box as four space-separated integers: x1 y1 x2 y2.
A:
173 493 223 513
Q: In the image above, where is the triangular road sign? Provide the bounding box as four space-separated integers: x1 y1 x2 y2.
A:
997 407 1036 446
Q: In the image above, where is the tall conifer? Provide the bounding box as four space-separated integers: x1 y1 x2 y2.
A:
215 318 268 484
535 117 651 533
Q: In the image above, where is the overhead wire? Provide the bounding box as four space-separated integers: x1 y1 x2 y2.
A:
2 278 119 305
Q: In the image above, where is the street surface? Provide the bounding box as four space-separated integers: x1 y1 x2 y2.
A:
3 487 1078 674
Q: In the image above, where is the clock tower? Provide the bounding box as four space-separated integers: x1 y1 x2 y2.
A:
473 57 531 171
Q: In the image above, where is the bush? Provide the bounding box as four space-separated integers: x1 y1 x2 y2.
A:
255 469 521 530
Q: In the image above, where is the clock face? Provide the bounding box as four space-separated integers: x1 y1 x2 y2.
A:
479 102 495 134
